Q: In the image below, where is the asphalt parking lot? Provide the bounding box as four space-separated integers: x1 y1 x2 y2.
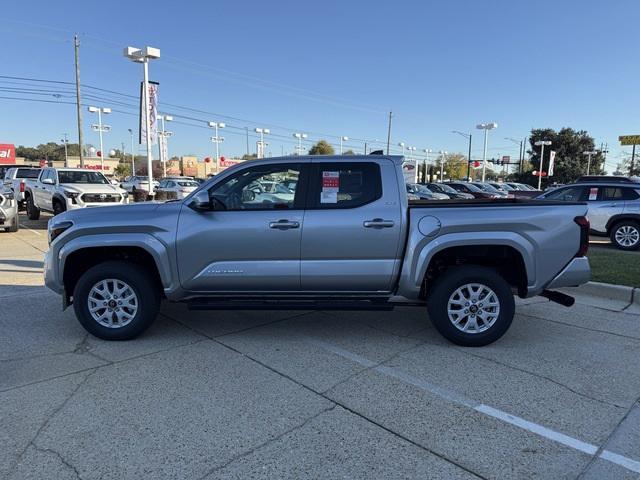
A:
2 213 640 479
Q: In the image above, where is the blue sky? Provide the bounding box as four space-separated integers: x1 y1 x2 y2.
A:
1 0 639 170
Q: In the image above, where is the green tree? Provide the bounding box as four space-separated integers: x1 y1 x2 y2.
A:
342 149 355 155
525 128 603 185
114 163 131 178
241 153 258 160
443 153 468 180
308 140 335 155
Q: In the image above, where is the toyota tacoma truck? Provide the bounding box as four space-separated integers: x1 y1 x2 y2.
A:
44 155 591 347
24 167 129 218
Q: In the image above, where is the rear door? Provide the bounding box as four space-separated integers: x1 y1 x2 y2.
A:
590 186 625 233
300 160 403 292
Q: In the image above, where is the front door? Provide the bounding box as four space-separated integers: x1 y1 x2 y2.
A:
300 160 403 292
176 162 306 292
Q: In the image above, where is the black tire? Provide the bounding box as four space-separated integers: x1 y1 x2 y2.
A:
7 216 18 232
427 265 515 347
610 221 640 251
52 199 66 216
26 195 40 220
73 261 160 340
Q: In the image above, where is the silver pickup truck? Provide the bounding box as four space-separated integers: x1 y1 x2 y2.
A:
44 155 591 347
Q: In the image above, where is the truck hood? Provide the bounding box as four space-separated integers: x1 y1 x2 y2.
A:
55 202 163 224
60 183 126 195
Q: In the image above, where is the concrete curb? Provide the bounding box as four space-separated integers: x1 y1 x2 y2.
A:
560 281 638 312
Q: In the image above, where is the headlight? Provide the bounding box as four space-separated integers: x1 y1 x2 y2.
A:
48 220 73 244
63 190 79 199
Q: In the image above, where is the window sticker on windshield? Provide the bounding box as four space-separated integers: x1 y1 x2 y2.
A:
589 187 598 200
320 191 338 203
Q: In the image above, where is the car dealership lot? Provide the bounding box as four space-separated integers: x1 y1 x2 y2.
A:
2 214 640 479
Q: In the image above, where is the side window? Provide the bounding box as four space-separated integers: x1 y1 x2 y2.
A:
599 187 623 201
209 163 301 211
621 188 640 200
545 186 587 201
311 163 382 209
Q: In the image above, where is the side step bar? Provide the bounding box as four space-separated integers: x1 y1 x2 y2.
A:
187 297 395 311
540 290 575 307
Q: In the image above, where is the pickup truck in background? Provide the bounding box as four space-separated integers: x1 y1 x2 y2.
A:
24 167 129 218
44 155 591 347
3 166 41 209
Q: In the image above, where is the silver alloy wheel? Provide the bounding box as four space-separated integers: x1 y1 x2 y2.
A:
615 225 640 247
87 279 138 328
447 283 500 334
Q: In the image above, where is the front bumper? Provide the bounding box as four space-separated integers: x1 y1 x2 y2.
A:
545 257 591 290
44 248 64 294
0 203 18 227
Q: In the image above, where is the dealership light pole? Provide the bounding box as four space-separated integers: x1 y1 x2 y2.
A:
398 142 405 156
583 150 598 175
406 146 416 160
438 151 447 182
255 128 270 158
423 148 432 182
87 106 111 171
209 121 226 172
127 128 136 175
453 131 473 180
340 136 349 154
476 123 498 181
124 46 160 192
61 133 69 168
535 140 552 190
293 132 307 155
156 115 173 178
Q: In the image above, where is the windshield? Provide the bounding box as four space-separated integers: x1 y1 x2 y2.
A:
430 183 457 194
472 183 500 193
58 171 109 184
177 181 199 187
16 168 41 179
492 183 514 191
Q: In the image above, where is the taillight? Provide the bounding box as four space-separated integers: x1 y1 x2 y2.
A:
20 181 25 192
574 216 589 257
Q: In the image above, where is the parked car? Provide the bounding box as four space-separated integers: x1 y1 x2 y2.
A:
471 182 508 198
536 178 640 250
156 178 200 199
44 155 590 347
3 166 41 208
427 182 474 200
412 183 451 200
120 176 160 193
505 182 542 198
445 181 497 199
0 186 19 232
24 167 129 218
406 183 447 200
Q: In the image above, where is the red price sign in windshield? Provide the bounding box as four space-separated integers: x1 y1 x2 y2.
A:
322 171 339 190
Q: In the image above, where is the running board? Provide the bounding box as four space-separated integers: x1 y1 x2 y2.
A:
186 297 395 311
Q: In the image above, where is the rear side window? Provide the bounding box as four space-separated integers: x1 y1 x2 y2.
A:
600 187 624 200
310 163 382 209
16 168 40 179
622 188 640 200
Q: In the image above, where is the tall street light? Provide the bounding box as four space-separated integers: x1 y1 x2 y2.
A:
61 133 69 168
583 150 598 175
535 140 552 190
158 114 173 178
293 132 307 156
453 131 473 180
398 142 405 156
406 146 416 160
505 137 525 175
87 106 111 171
476 123 498 181
438 151 447 182
340 136 349 154
209 121 226 172
423 149 432 183
127 128 136 175
124 45 161 193
255 128 270 158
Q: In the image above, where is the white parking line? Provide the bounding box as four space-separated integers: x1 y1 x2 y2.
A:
309 339 640 475
19 224 42 236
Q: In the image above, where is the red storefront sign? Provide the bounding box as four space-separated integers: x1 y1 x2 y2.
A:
0 144 16 164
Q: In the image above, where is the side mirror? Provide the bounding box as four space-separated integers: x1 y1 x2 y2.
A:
189 190 212 212
42 178 54 185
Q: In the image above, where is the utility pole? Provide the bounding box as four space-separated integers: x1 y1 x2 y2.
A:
74 35 84 167
245 127 249 156
386 111 393 155
61 133 69 168
631 145 636 176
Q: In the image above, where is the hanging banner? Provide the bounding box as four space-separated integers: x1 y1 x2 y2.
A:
159 134 168 163
139 81 159 146
402 160 417 184
548 150 556 177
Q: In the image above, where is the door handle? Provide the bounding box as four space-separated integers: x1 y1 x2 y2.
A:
269 219 300 230
363 218 395 229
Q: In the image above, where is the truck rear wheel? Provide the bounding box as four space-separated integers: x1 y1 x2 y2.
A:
73 261 160 340
427 265 515 347
26 195 40 220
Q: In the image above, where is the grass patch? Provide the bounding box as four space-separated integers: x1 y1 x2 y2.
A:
588 247 640 288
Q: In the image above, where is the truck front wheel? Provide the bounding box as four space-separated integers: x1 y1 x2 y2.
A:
73 261 160 340
427 266 515 347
